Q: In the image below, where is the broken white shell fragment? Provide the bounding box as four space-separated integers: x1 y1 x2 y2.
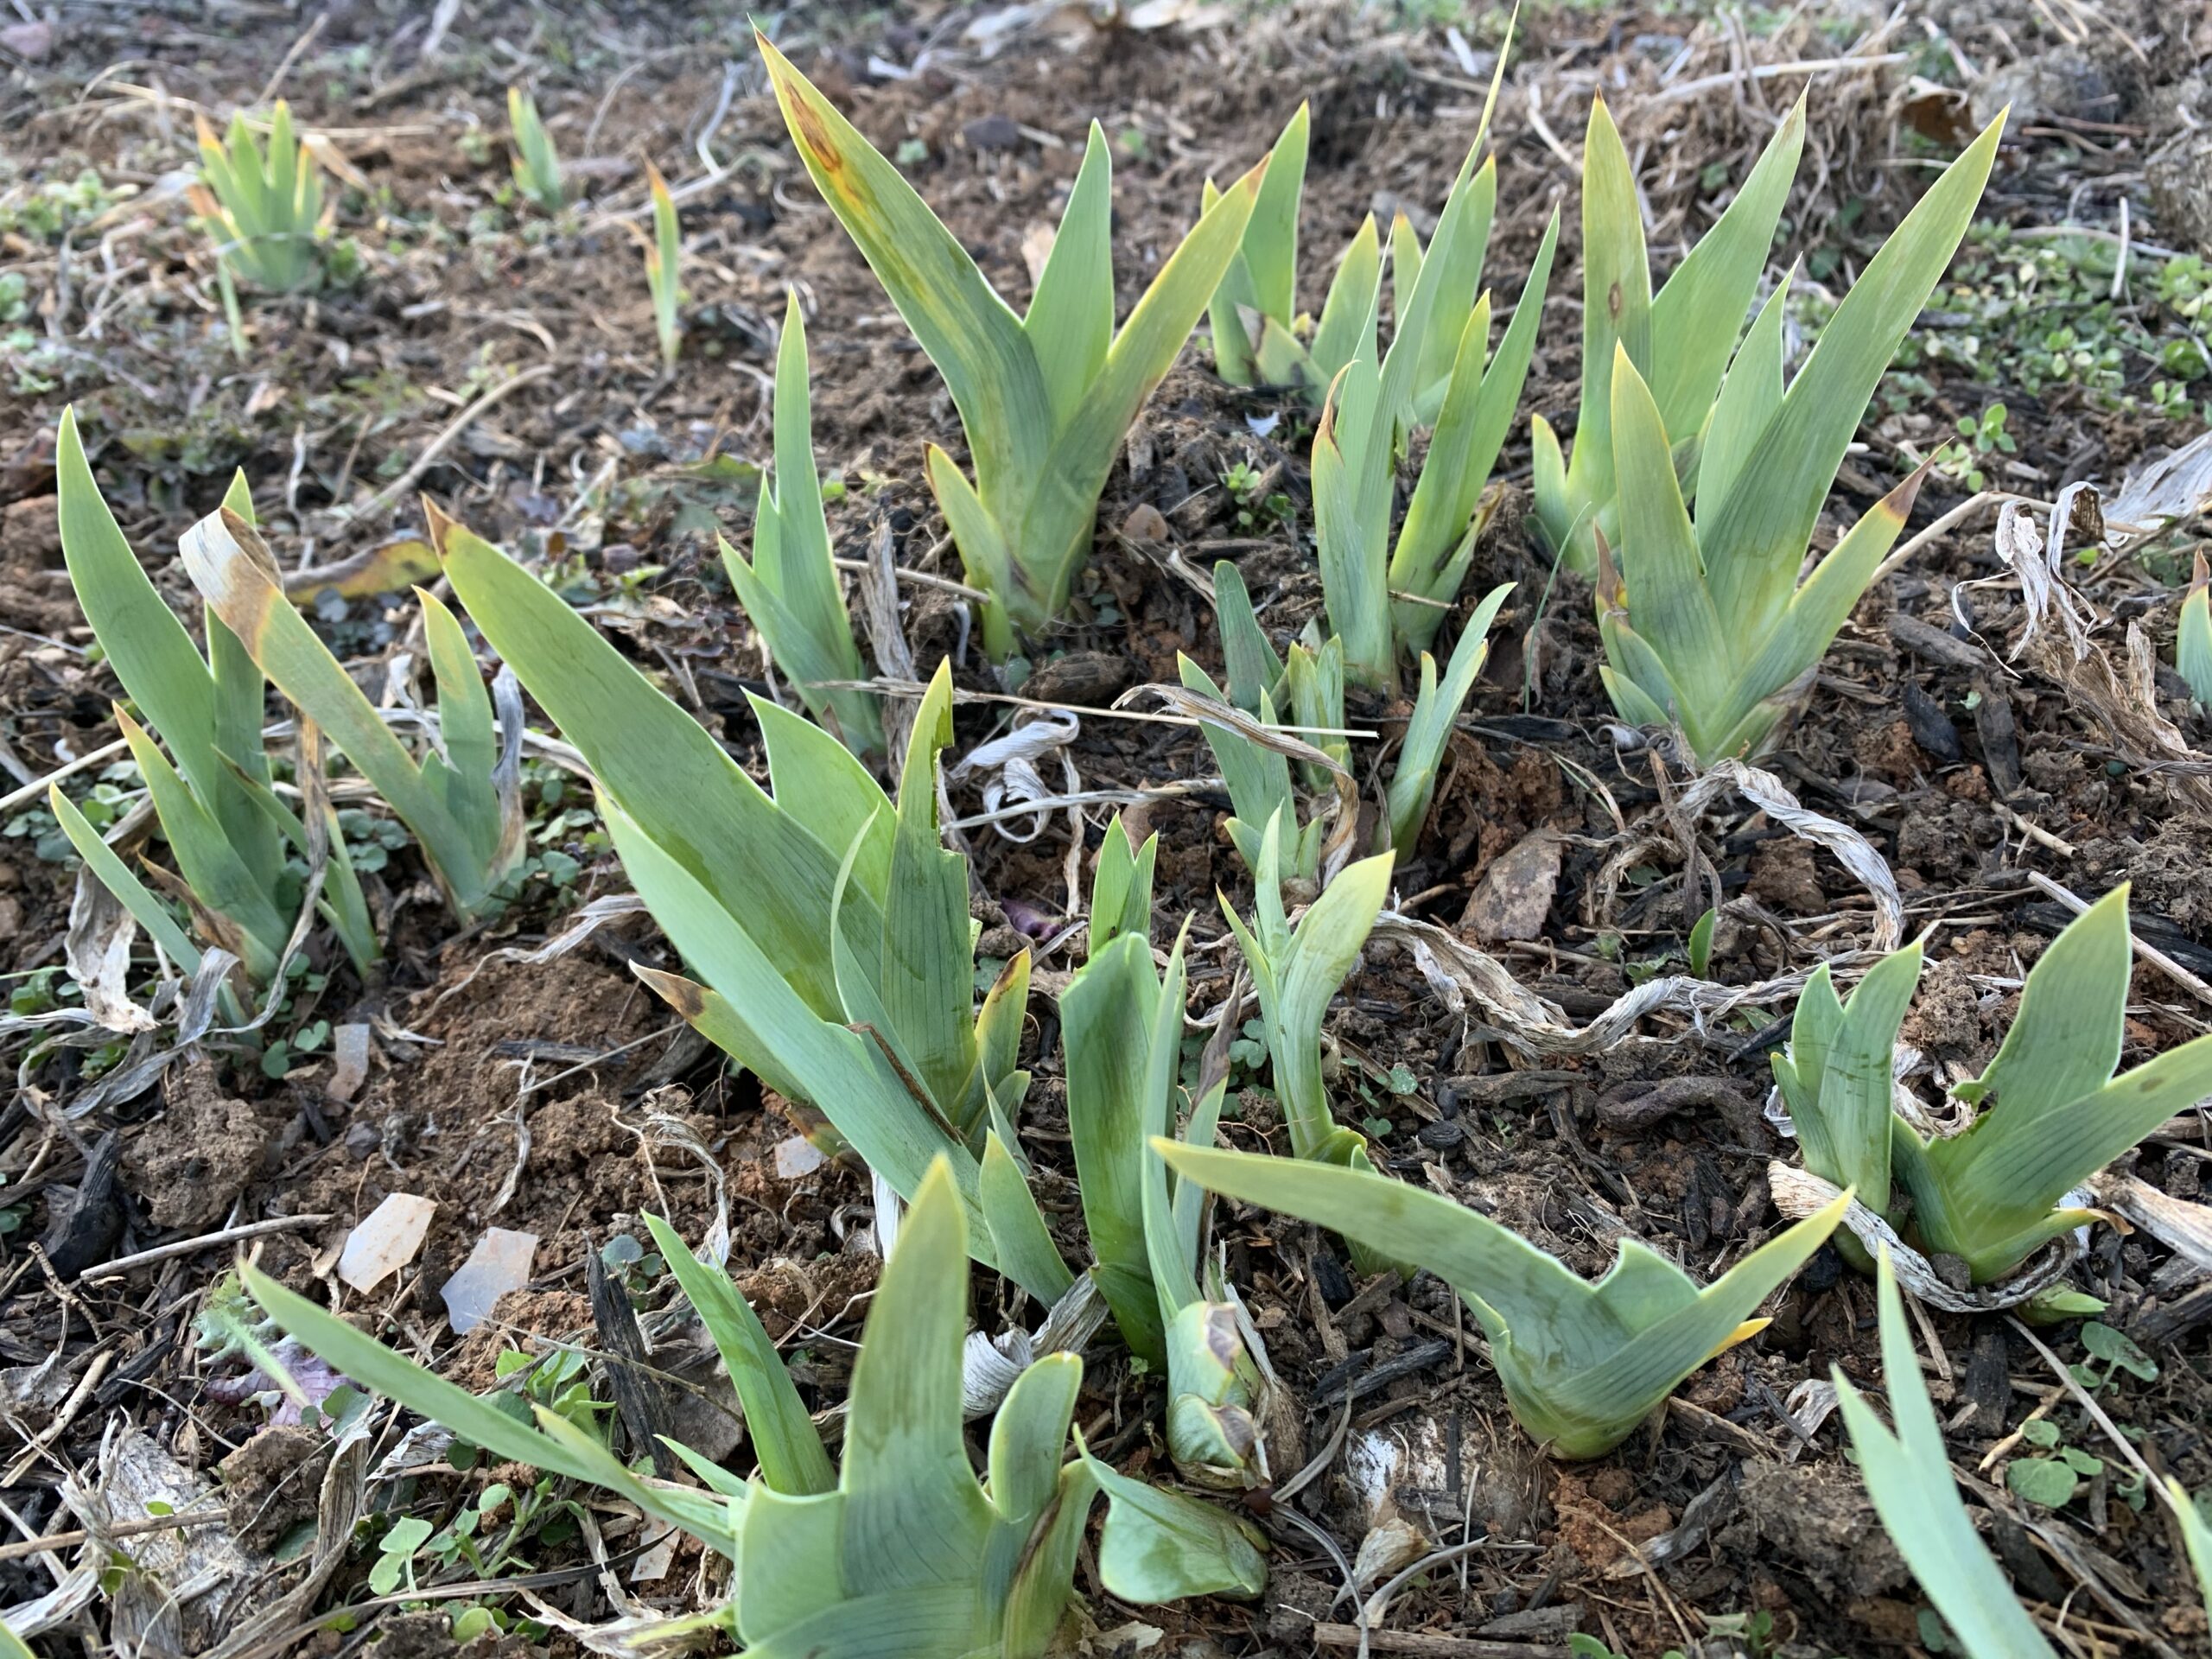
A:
442 1227 538 1332
338 1192 436 1293
772 1136 825 1179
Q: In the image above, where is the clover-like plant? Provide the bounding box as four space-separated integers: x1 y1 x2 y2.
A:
1062 826 1281 1490
50 409 375 982
1159 1141 1847 1458
506 87 563 214
245 1160 1265 1652
721 290 882 759
193 100 327 292
1573 111 2003 762
179 503 524 921
441 522 1061 1293
1775 885 2212 1284
757 31 1258 657
1835 1251 2061 1659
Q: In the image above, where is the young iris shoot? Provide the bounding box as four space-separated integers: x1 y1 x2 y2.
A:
1381 582 1511 858
1159 1140 1847 1459
179 501 524 921
2178 550 2212 704
721 291 882 759
1313 194 1555 686
1530 95 1808 578
192 99 327 293
49 408 375 983
1182 562 1510 872
1087 810 1156 951
506 86 564 214
1835 1251 2060 1659
756 30 1260 658
1202 103 1402 409
441 521 1058 1293
1570 108 2004 762
1179 565 1351 884
245 1160 1265 1654
1220 810 1401 1273
1774 885 2212 1285
643 161 682 368
1202 104 1330 395
1062 825 1283 1490
1207 27 1516 425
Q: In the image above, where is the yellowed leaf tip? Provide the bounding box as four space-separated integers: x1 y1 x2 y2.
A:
631 961 709 1021
1707 1317 1772 1362
419 495 460 557
1883 459 1934 524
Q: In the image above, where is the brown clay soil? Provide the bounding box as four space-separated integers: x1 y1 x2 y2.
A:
4 2 2212 1656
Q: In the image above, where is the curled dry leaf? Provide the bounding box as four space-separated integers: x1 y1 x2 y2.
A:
1678 759 1904 953
1767 1163 2078 1312
65 862 156 1034
1459 826 1564 942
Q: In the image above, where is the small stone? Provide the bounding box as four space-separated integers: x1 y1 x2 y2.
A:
1120 502 1171 543
963 113 1023 151
1025 650 1133 707
0 22 52 61
1459 828 1564 942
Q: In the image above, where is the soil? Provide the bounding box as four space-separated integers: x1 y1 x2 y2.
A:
3 1 2212 1656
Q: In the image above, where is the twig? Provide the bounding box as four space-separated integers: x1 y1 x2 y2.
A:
1648 51 1910 104
517 1022 682 1096
815 677 1378 739
1312 1626 1568 1657
334 362 557 524
0 735 129 817
2024 871 2212 1010
0 1508 232 1563
828 556 988 602
78 1212 334 1283
1993 799 2076 858
1871 491 2036 588
950 783 1211 834
254 11 326 105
